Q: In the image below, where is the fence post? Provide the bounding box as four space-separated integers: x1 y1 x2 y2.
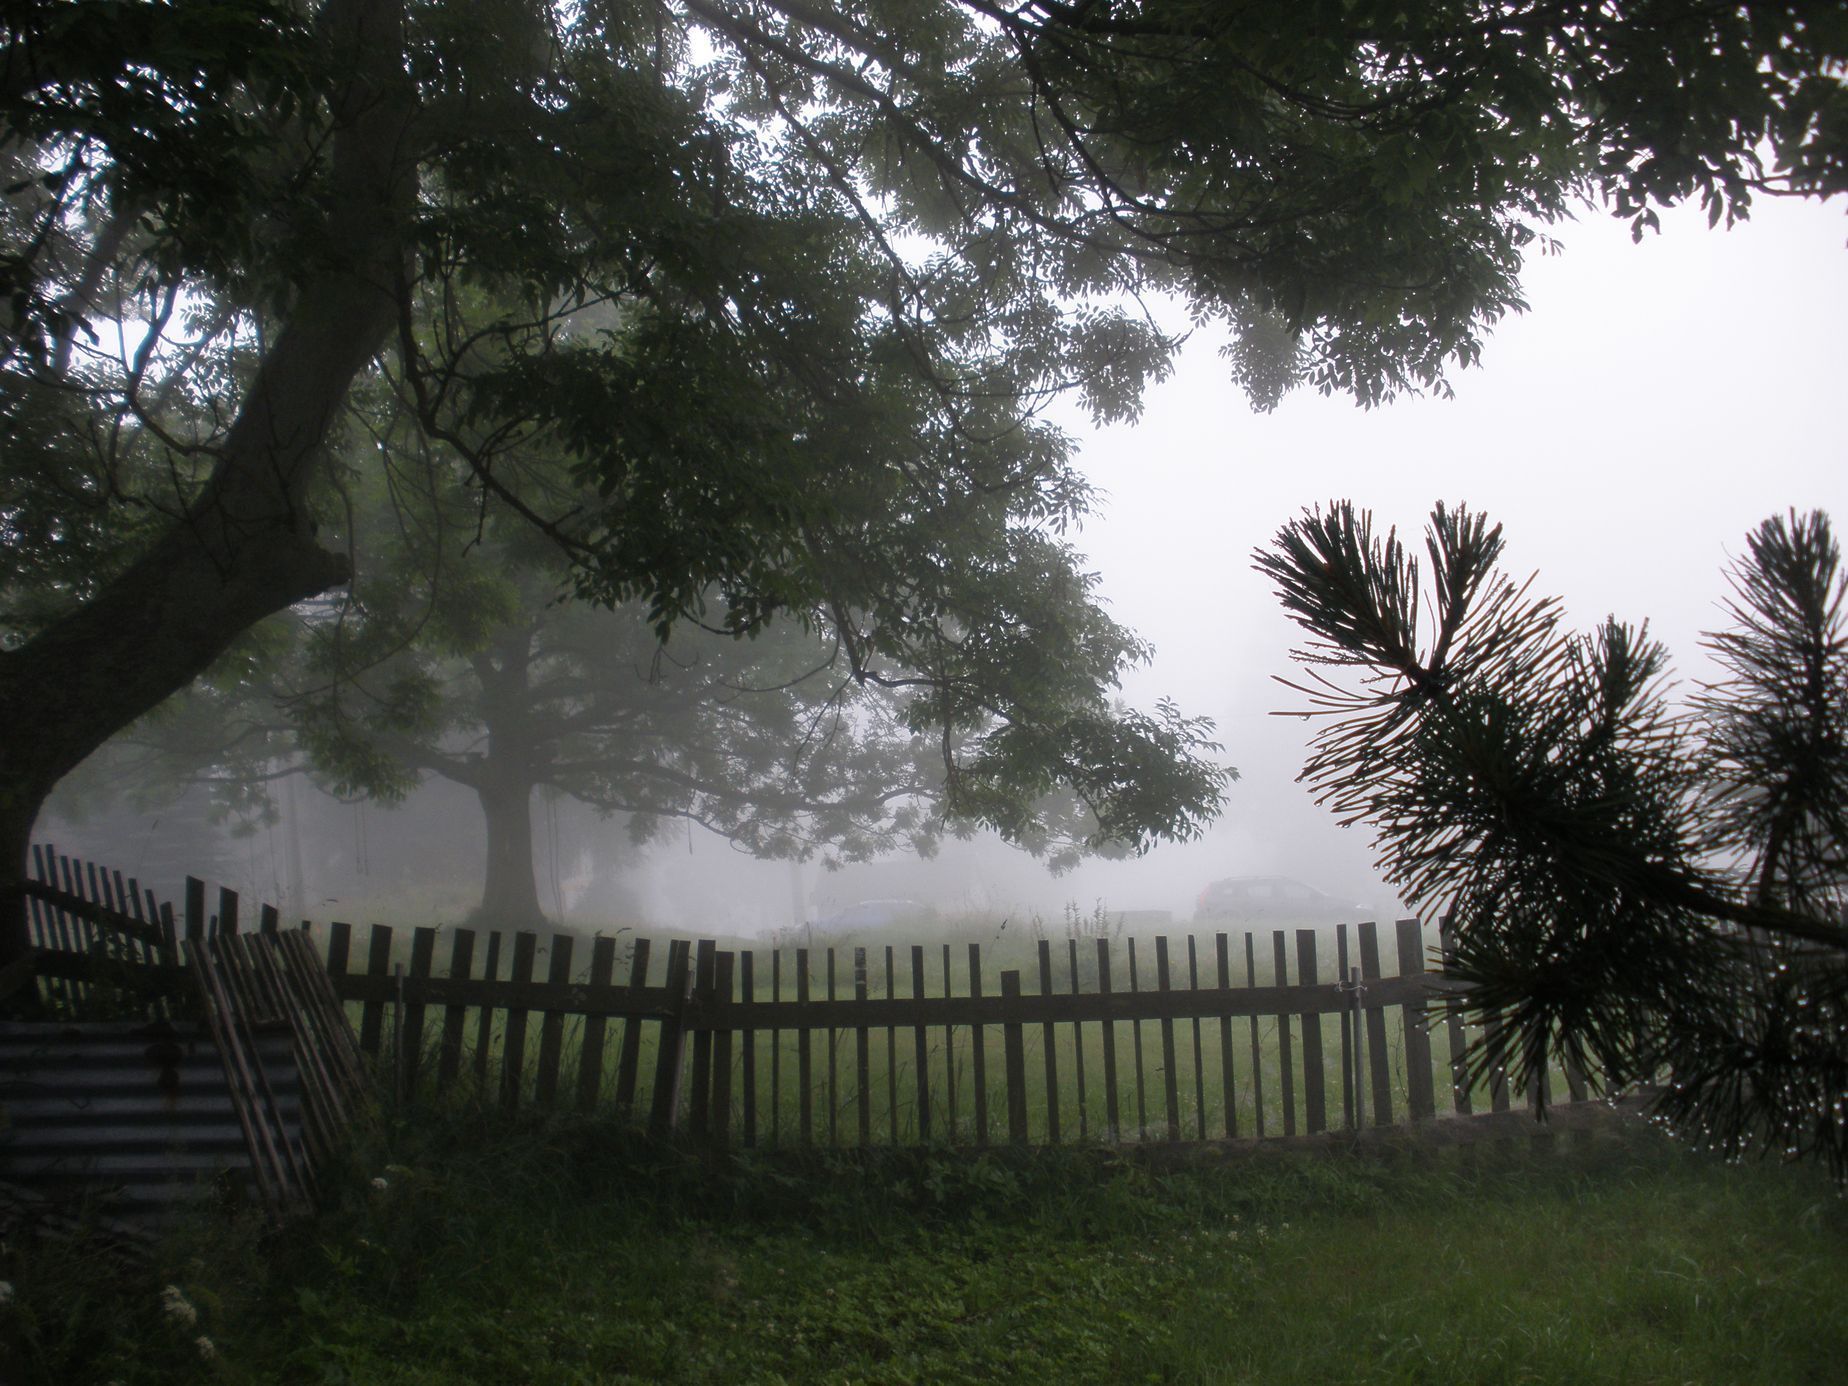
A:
1297 930 1325 1135
648 938 693 1138
1156 937 1180 1142
711 951 735 1150
1357 922 1393 1126
688 940 716 1142
1001 970 1028 1144
1395 918 1437 1122
1438 915 1472 1116
358 924 394 1058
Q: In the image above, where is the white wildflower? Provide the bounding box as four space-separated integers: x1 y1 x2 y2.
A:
0 1280 13 1306
370 1176 389 1193
195 1335 217 1361
161 1284 198 1328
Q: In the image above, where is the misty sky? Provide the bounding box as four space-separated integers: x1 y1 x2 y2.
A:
1042 194 1847 921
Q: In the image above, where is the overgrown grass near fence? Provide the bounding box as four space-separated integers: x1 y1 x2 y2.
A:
7 1100 1845 1385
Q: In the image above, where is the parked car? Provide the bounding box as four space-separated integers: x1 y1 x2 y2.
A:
813 898 937 934
1193 876 1368 925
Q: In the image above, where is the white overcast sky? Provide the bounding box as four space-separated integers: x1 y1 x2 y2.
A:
1022 192 1848 920
635 192 1847 932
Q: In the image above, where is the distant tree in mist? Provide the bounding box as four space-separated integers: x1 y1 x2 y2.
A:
1258 505 1848 1174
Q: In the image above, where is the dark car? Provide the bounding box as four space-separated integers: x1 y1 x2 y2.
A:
1193 876 1368 925
814 898 937 934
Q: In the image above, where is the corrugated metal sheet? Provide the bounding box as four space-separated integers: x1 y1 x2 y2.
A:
0 1020 303 1221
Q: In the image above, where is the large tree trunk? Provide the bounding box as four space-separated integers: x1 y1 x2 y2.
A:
473 779 548 931
465 624 550 930
0 0 415 967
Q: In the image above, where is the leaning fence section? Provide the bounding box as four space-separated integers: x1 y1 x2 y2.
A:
308 916 1595 1148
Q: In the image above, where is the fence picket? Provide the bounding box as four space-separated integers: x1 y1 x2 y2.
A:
473 931 502 1084
1298 930 1325 1135
911 946 930 1144
358 924 394 1057
647 939 692 1137
576 935 617 1112
1156 937 1180 1143
1396 919 1437 1122
534 933 575 1108
712 951 735 1149
1217 933 1237 1139
1274 932 1295 1137
1188 935 1206 1142
1098 938 1120 1141
969 943 989 1147
739 949 757 1144
1358 922 1393 1126
855 947 871 1147
500 931 538 1112
438 928 476 1086
688 940 716 1141
1001 970 1027 1144
1038 939 1060 1144
613 937 651 1117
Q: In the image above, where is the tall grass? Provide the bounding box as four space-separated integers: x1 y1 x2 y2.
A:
5 1097 1843 1385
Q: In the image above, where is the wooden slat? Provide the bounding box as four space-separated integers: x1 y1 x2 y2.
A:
942 944 957 1144
1216 933 1237 1138
499 930 538 1112
854 947 872 1147
1155 937 1180 1142
1484 1006 1512 1113
768 948 782 1146
357 924 394 1057
1358 922 1394 1125
1438 916 1472 1116
610 937 651 1116
968 943 988 1147
796 947 813 1145
711 951 735 1149
401 926 437 1094
1187 935 1206 1141
687 940 717 1140
184 877 206 943
1337 925 1355 1130
1128 938 1148 1137
217 885 240 937
647 939 692 1137
911 945 930 1144
577 935 617 1113
1273 932 1295 1137
1098 937 1120 1140
1070 938 1088 1141
738 949 758 1145
1001 970 1028 1144
534 933 575 1108
826 947 838 1147
437 928 477 1086
1297 930 1325 1135
884 947 897 1144
1245 933 1264 1139
473 931 502 1084
1395 918 1437 1121
259 903 280 935
1038 939 1060 1144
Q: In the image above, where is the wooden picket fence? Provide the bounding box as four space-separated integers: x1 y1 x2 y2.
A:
12 846 1596 1152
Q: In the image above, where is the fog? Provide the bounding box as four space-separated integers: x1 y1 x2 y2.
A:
43 197 1847 939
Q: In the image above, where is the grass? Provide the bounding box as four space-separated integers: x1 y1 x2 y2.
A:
5 1105 1844 1384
